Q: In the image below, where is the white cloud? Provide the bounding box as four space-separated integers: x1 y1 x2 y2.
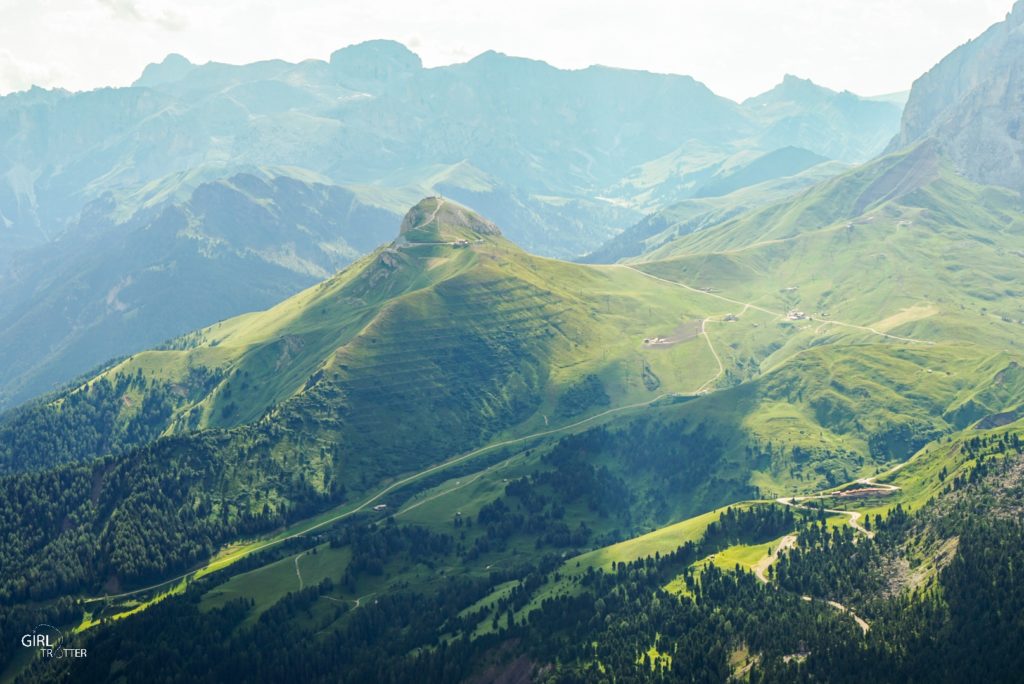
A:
96 0 189 31
97 0 146 22
0 50 63 93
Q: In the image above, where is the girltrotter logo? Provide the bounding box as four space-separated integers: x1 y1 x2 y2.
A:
20 624 87 659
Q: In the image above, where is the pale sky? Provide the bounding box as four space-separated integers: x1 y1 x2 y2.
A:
0 0 1014 101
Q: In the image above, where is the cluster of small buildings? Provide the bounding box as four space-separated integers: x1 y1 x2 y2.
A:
787 310 807 321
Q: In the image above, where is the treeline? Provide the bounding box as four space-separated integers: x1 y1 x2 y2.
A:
0 409 766 651
329 520 455 586
534 416 755 522
23 539 561 684
0 426 342 603
703 504 795 547
22 456 1024 684
465 449 632 557
753 515 1024 683
18 503 825 683
0 392 748 609
771 504 912 616
8 389 1022 683
577 504 799 596
0 371 176 473
0 597 82 675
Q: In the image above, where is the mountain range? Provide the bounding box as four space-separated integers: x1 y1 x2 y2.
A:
0 45 903 409
2 4 1024 683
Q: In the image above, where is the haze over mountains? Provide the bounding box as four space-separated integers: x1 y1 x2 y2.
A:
0 42 904 409
1 41 901 253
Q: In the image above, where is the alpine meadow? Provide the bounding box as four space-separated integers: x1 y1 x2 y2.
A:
0 2 1023 683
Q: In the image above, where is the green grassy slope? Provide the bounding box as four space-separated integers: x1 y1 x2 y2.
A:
8 169 1020 604
635 146 1024 348
168 152 1024 635
0 197 740 601
3 197 727 474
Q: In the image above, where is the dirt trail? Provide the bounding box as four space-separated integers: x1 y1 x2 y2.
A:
695 318 725 394
396 465 500 517
352 593 374 608
617 265 933 345
799 596 870 634
825 599 871 634
752 534 798 583
617 265 782 318
295 551 306 590
777 496 877 539
776 472 903 540
751 528 873 633
759 470 906 633
414 198 445 231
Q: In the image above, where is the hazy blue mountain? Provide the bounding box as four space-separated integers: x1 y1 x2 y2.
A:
606 78 900 211
693 146 829 198
7 15 1024 682
0 42 902 254
0 172 396 409
581 158 848 263
891 1 1024 192
742 74 904 162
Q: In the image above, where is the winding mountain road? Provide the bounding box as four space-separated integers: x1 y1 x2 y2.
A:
752 534 798 583
81 251 912 629
413 197 445 231
753 471 904 633
616 264 934 346
752 529 872 634
295 551 307 590
775 473 902 539
695 318 725 394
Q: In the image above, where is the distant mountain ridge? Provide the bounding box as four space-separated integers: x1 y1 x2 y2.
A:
581 156 847 263
693 146 829 198
6 16 1024 684
589 3 1024 267
742 75 903 162
0 172 396 410
0 42 904 409
0 41 901 253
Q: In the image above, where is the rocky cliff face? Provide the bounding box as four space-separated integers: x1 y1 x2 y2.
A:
892 1 1024 191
